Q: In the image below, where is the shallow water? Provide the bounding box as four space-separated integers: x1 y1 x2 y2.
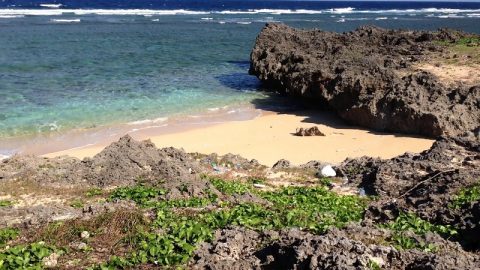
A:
1 1 480 155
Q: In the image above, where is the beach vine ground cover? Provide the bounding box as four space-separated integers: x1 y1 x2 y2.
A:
1 177 463 269
89 178 367 269
449 182 480 209
381 212 458 251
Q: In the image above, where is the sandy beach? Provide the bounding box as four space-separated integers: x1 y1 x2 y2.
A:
44 110 435 166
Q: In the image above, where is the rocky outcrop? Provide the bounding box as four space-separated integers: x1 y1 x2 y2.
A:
338 134 480 249
250 23 480 137
192 226 480 269
0 135 203 187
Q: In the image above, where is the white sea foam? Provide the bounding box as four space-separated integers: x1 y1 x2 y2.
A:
51 18 81 23
37 122 60 132
329 7 355 14
467 13 480 17
40 4 63 9
437 14 465 18
66 143 96 151
127 117 168 125
0 154 10 161
0 15 24 18
0 7 479 17
336 18 346 23
217 9 324 15
346 17 369 21
0 9 209 16
236 21 251 25
130 124 168 133
201 17 213 20
375 17 388 20
152 19 159 22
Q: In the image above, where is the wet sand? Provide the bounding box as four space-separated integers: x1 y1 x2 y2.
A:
44 110 435 167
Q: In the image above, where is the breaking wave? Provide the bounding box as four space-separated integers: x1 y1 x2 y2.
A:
0 7 479 17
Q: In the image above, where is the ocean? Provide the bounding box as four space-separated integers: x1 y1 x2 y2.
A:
1 0 480 157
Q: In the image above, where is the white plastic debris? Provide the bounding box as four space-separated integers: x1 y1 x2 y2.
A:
253 183 266 189
80 231 90 239
320 165 336 177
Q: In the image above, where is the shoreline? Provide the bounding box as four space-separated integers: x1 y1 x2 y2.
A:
0 104 264 158
42 109 435 167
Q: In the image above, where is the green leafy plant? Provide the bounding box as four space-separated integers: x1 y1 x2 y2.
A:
455 37 480 46
209 177 251 195
260 186 366 233
450 183 480 209
109 185 167 207
0 242 61 269
382 212 457 251
85 188 103 197
0 200 14 208
367 259 381 270
383 212 457 237
70 199 84 209
95 182 367 269
0 228 19 248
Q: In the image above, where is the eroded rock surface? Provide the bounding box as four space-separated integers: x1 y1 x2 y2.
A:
339 135 480 249
250 23 480 137
191 226 480 269
0 135 203 187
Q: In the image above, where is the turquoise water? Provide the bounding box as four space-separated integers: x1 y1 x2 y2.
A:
1 4 480 149
0 16 266 137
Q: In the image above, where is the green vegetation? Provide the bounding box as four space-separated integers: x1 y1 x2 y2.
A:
382 212 457 251
0 228 19 248
367 259 381 270
109 185 167 207
454 37 480 46
85 188 103 197
91 180 367 269
209 177 251 195
450 182 480 209
0 200 14 208
0 242 61 269
437 37 480 47
260 187 366 233
70 199 84 209
436 36 480 65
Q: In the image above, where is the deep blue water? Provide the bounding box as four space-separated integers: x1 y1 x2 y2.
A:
2 0 480 11
0 1 479 154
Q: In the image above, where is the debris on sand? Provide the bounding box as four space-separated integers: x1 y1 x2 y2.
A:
294 126 326 136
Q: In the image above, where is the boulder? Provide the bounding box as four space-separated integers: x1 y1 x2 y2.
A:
250 23 480 137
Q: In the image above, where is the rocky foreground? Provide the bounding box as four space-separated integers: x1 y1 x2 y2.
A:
250 24 480 137
0 134 479 269
0 25 479 269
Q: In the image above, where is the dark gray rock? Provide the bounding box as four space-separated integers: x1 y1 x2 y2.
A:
250 23 480 137
191 225 480 269
272 159 291 170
